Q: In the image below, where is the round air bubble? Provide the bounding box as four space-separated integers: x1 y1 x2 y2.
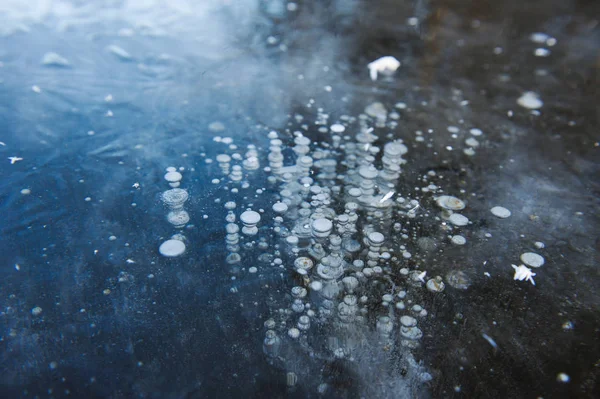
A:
162 189 189 208
342 276 359 292
297 316 310 330
310 281 323 291
291 286 307 298
272 202 288 213
159 239 186 257
226 253 241 264
400 316 417 327
225 223 239 234
359 165 378 179
286 235 299 245
400 326 423 340
451 235 466 245
448 213 469 227
520 252 545 268
288 328 300 339
384 141 408 156
240 210 261 225
436 195 466 211
167 210 190 227
344 239 361 253
312 218 333 233
343 296 357 307
368 232 385 245
310 186 322 195
294 257 313 271
465 138 480 147
164 171 182 182
348 188 362 197
216 154 231 163
330 124 345 133
446 270 471 290
490 206 511 218
295 136 311 146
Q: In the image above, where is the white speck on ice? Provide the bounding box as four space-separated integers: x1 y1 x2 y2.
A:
534 48 551 57
482 333 498 349
511 264 536 285
463 148 476 156
107 45 132 60
465 137 480 147
517 91 543 109
530 32 550 43
42 52 70 67
367 56 401 81
380 191 395 203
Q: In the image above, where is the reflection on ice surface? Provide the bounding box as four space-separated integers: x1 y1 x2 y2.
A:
0 0 599 398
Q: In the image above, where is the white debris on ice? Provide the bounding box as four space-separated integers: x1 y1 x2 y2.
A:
511 264 536 286
517 91 543 109
42 52 70 67
367 56 401 81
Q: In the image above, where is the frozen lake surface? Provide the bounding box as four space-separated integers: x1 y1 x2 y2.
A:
0 1 599 398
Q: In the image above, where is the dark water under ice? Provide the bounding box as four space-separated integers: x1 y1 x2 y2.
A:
0 1 599 398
